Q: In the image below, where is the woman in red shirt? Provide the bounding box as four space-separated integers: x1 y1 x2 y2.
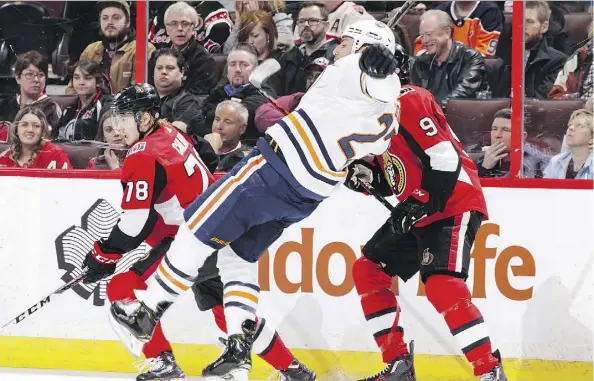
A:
0 106 71 169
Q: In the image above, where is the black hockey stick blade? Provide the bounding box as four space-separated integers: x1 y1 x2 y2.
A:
0 271 87 333
359 181 395 212
385 0 417 30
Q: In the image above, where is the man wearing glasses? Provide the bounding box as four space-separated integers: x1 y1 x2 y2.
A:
296 2 338 63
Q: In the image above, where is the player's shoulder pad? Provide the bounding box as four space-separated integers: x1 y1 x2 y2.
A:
127 142 147 157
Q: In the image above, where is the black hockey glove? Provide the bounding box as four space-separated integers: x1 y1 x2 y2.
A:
390 189 430 235
359 44 398 79
82 240 124 284
345 161 374 192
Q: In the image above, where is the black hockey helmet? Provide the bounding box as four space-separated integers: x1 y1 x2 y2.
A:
393 43 411 86
112 83 161 121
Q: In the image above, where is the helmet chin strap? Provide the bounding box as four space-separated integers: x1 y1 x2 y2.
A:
136 112 158 140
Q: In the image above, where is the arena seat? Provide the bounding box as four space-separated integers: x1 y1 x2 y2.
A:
60 143 99 169
370 12 386 21
398 14 420 54
563 13 592 51
524 98 587 139
444 98 511 154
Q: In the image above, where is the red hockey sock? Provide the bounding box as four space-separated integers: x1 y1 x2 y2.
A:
425 275 499 376
252 318 294 371
106 271 172 359
211 305 228 333
352 257 408 363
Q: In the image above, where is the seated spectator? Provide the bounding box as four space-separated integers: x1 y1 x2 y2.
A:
476 108 547 178
54 60 113 141
226 1 294 53
239 10 282 62
153 48 201 133
524 1 567 99
88 108 126 170
67 0 156 94
212 100 253 171
188 44 268 145
317 1 375 40
295 2 338 62
414 1 504 57
411 10 487 107
548 23 593 100
0 51 62 142
148 2 217 95
255 57 327 132
0 107 71 169
149 1 232 53
543 109 593 179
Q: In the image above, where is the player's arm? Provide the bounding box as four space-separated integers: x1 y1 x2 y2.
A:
82 152 166 283
389 96 461 234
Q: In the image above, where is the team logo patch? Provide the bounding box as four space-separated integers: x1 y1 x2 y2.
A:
54 199 148 306
421 248 434 265
127 142 146 156
381 151 406 196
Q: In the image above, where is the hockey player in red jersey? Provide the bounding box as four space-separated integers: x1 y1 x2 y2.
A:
346 45 508 381
83 84 317 381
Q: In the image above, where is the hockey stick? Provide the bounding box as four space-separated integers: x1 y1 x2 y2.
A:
56 139 128 150
385 0 417 30
0 270 87 333
358 181 395 212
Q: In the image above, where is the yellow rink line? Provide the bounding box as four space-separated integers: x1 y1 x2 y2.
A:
0 337 591 381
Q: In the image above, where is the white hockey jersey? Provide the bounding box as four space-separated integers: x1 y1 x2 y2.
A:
264 53 401 199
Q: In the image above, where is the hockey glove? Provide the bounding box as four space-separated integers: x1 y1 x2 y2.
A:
82 240 123 284
390 189 430 235
359 44 398 79
345 162 374 192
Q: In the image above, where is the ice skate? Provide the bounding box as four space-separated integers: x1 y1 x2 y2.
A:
479 350 508 381
202 320 256 380
135 351 185 380
358 341 416 381
109 299 171 357
278 358 317 381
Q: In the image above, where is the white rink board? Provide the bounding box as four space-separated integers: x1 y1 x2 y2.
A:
0 176 591 362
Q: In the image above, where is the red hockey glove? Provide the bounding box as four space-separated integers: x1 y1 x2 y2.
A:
82 240 123 284
390 189 429 235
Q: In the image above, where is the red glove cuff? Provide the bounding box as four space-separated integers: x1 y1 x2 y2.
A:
91 241 123 265
410 188 430 204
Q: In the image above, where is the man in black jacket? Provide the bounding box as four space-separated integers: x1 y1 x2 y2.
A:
524 0 567 99
411 9 487 108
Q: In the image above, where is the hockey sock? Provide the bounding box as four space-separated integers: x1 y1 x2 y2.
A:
141 225 211 311
107 271 172 358
425 274 499 376
352 257 408 363
252 318 295 371
211 305 228 333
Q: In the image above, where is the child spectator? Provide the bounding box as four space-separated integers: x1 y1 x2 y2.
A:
88 108 126 170
0 51 62 142
0 107 71 169
54 60 113 141
543 109 593 179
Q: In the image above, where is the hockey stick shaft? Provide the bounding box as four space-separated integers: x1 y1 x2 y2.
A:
0 271 87 333
386 0 417 30
358 181 395 212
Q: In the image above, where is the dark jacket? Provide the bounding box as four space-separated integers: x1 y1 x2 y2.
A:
525 38 567 99
0 94 62 141
53 91 112 140
149 37 218 96
159 87 201 125
411 42 487 107
187 83 268 145
217 143 253 171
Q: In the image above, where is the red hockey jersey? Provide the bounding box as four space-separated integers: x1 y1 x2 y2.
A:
0 142 71 169
414 1 504 57
109 123 214 250
378 85 487 226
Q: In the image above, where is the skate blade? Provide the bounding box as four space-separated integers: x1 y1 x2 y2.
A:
204 368 249 381
108 309 145 358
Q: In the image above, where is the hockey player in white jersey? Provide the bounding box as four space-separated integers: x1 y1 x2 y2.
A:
110 20 402 380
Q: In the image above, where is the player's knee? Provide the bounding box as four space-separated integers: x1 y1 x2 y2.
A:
424 274 471 314
106 271 146 302
352 256 392 295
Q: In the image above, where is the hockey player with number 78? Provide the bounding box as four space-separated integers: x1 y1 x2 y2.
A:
109 19 403 381
344 45 509 381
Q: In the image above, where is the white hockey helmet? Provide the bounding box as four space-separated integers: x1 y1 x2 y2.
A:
341 20 396 55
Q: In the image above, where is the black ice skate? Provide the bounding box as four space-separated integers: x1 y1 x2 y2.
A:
479 350 508 381
202 319 256 379
358 341 416 381
278 358 317 381
109 299 171 357
135 351 185 381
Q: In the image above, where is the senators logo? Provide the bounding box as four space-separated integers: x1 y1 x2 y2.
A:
54 199 147 306
381 151 406 196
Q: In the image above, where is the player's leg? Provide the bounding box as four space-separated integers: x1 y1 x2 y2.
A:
352 219 418 381
419 212 507 381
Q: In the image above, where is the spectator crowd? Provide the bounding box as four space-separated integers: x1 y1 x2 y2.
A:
0 0 591 180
